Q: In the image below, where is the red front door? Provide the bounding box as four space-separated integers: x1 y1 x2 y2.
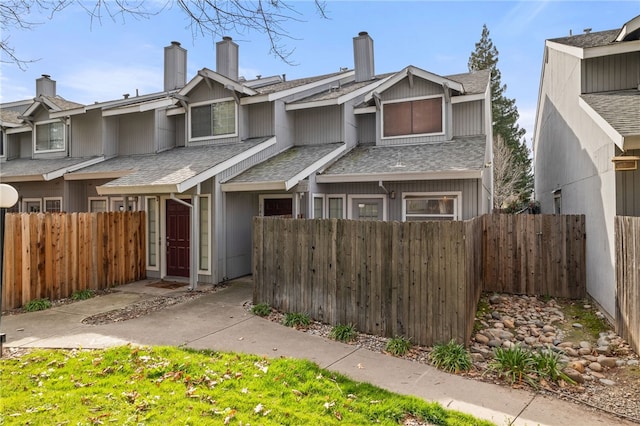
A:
166 199 190 277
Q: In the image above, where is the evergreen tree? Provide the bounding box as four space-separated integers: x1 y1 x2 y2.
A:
468 25 533 205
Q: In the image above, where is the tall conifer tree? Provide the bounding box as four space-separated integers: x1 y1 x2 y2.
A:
468 25 533 206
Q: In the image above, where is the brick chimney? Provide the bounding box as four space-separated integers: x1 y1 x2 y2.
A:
36 74 56 97
164 41 187 91
216 36 239 81
353 31 375 82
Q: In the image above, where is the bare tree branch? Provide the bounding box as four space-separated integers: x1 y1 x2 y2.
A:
493 135 527 209
1 0 328 68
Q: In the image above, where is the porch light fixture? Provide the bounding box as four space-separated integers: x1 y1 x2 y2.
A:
612 155 640 171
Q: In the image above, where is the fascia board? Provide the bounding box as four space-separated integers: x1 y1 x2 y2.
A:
50 107 87 118
196 69 257 96
451 93 485 104
285 98 336 111
175 137 277 193
43 156 106 181
101 98 176 117
22 101 41 117
6 126 31 134
354 106 376 114
0 174 44 182
64 170 131 181
39 97 62 111
166 107 186 116
284 144 347 189
97 184 178 195
584 40 640 59
365 67 464 103
221 181 286 192
316 170 481 183
546 41 585 59
241 71 356 105
578 97 624 149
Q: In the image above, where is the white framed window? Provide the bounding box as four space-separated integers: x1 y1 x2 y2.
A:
34 119 66 152
44 197 62 212
23 198 42 213
189 98 237 141
347 194 387 220
146 196 159 270
312 194 346 219
382 95 444 139
259 194 293 217
111 197 138 212
402 192 462 221
199 195 211 273
88 197 108 212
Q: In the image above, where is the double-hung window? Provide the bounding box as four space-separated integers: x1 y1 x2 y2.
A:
383 96 443 138
403 192 460 221
35 120 65 152
312 194 346 219
190 99 237 141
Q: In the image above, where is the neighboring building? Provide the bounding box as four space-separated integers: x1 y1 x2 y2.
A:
533 15 640 319
1 33 493 288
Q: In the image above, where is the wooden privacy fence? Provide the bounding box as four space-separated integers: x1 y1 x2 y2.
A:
253 214 586 347
483 214 586 299
253 217 484 347
615 216 640 355
2 212 146 310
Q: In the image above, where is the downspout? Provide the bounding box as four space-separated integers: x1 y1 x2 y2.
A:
379 180 390 220
170 188 200 291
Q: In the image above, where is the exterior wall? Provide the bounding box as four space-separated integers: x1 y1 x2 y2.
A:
156 108 175 152
223 191 259 279
117 111 155 155
357 114 376 144
534 45 617 317
616 148 640 216
452 100 484 137
248 102 274 138
342 100 359 149
19 131 32 158
187 80 241 146
103 116 119 158
274 100 294 151
582 52 640 93
294 106 342 145
5 132 26 159
174 114 186 147
71 109 103 157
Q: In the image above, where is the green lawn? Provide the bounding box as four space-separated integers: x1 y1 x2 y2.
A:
0 346 492 425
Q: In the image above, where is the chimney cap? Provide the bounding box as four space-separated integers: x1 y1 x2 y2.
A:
170 41 181 46
41 74 51 79
222 36 233 41
358 31 369 36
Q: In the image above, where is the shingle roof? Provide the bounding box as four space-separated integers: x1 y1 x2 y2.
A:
549 29 619 48
290 74 395 104
0 109 23 126
581 90 640 136
446 69 491 95
75 138 272 190
252 71 349 95
41 96 84 111
0 157 101 180
319 136 486 177
224 143 344 185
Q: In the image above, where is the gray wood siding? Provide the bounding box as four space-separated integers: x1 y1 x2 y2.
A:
117 111 155 155
71 109 102 157
156 109 175 152
381 77 443 101
188 80 231 103
294 106 342 145
175 114 186 147
248 102 274 138
343 101 358 149
453 100 484 136
104 116 119 157
357 114 376 144
315 179 481 220
19 132 32 158
582 52 640 93
616 149 640 216
224 191 259 279
274 100 294 151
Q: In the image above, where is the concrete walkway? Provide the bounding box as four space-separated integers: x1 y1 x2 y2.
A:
0 278 634 426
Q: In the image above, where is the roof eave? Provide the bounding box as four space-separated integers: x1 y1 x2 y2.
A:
316 170 482 183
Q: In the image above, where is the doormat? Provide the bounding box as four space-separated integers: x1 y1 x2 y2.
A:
145 281 188 290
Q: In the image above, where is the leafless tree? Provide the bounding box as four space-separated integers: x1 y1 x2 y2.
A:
492 134 527 209
1 0 327 69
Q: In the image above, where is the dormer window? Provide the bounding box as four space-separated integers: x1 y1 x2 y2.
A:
35 120 65 152
189 98 237 141
382 96 443 138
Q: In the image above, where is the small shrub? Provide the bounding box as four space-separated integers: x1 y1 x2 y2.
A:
533 348 575 384
251 303 271 317
430 340 472 373
489 346 536 386
329 324 357 342
282 312 310 328
386 335 412 356
72 289 95 301
24 298 52 312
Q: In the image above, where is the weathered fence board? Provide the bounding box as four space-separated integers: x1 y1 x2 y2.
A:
2 212 146 310
482 214 585 299
615 216 640 356
253 214 586 347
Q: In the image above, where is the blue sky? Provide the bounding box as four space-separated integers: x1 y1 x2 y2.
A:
1 1 639 144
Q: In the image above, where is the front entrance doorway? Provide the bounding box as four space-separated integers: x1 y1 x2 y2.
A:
263 197 293 217
166 199 190 277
